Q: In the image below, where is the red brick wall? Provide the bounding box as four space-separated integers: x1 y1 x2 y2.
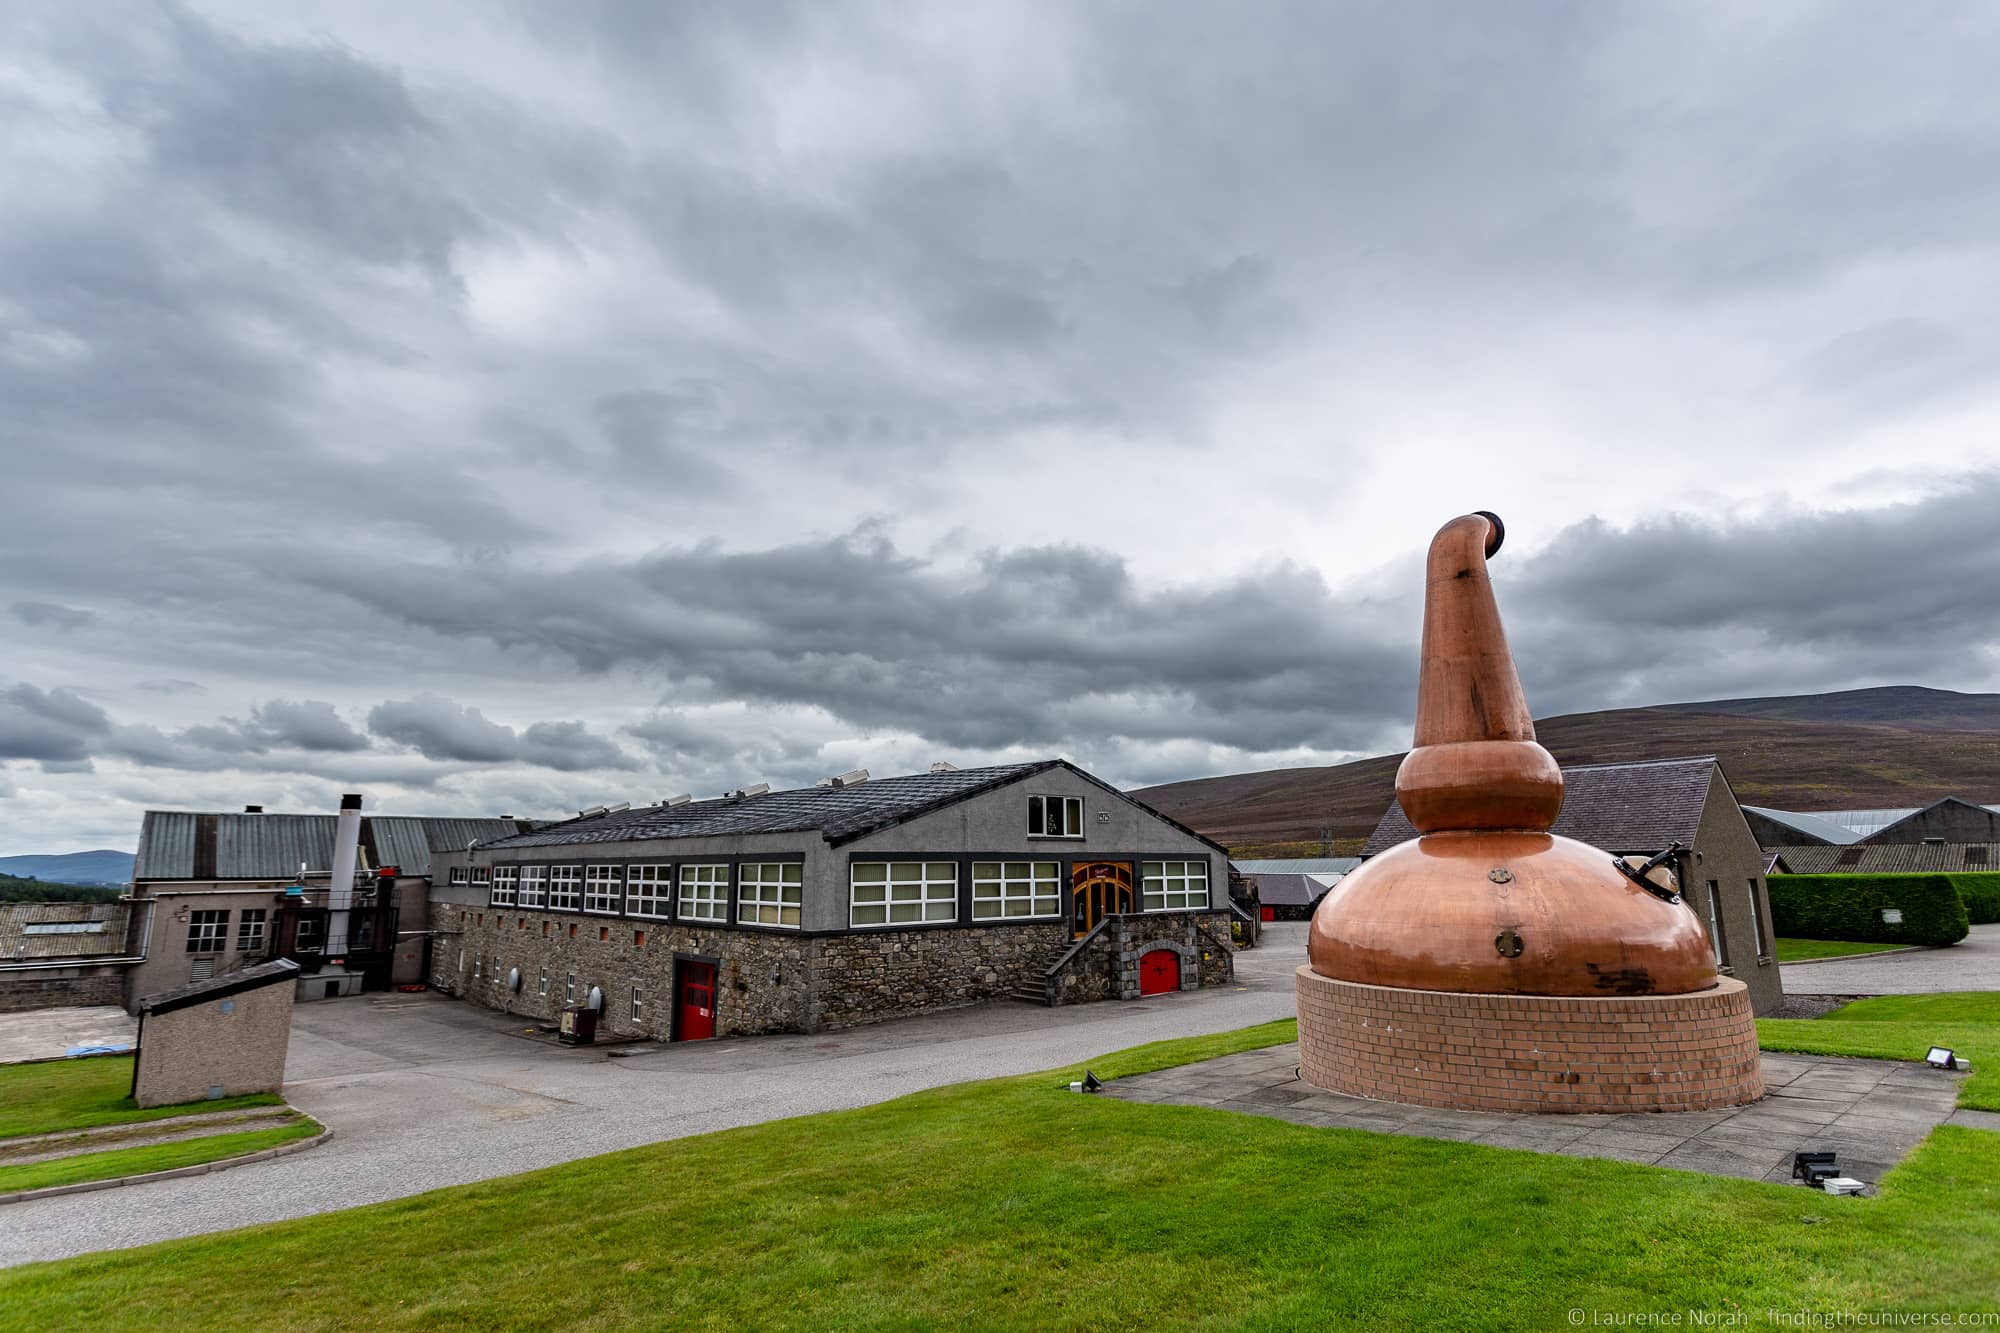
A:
1296 967 1762 1113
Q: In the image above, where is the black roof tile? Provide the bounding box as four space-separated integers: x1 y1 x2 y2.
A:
1362 756 1718 857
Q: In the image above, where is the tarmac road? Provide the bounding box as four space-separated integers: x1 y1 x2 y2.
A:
1779 922 2000 995
0 925 1308 1268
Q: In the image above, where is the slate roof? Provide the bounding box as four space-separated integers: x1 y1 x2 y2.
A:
481 760 1230 853
1765 842 2000 875
1250 873 1333 908
1361 756 1718 858
135 812 536 881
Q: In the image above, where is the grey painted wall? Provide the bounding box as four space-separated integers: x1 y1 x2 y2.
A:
1689 769 1784 1015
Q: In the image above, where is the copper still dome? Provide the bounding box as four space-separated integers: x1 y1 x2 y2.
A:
1307 513 1717 997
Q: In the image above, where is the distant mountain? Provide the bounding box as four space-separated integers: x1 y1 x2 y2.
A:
0 850 134 887
1134 686 2000 854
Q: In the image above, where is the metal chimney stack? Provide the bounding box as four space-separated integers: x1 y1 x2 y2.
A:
326 793 362 956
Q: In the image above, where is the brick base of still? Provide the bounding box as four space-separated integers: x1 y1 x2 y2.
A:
1295 966 1763 1114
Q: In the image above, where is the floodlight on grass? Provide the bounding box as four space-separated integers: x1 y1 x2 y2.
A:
1926 1047 1959 1070
1793 1151 1840 1188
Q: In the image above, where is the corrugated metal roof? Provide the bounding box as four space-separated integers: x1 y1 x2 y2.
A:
133 811 196 879
1806 808 1922 838
1742 806 1862 846
484 763 1059 850
1250 873 1334 907
134 811 532 880
1363 756 1716 857
1232 858 1362 876
1765 842 2000 874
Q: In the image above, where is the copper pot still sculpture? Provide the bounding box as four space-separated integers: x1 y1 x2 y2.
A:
1308 512 1717 997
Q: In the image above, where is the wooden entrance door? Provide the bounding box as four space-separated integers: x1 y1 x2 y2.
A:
1070 862 1134 939
1139 949 1180 996
675 960 717 1041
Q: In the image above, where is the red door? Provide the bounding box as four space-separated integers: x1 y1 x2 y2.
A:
1139 949 1180 996
676 961 716 1041
1259 905 1275 922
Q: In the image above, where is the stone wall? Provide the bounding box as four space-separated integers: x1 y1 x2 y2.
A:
811 922 1071 1028
1296 967 1763 1113
1050 911 1235 1005
0 970 126 1013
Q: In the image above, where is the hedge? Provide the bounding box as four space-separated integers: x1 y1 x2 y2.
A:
1950 873 2000 926
1766 873 1970 948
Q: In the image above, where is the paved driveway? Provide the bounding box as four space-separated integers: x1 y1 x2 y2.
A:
1781 923 2000 995
1 926 1310 1268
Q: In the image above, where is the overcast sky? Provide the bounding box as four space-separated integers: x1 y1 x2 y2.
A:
7 2 2000 852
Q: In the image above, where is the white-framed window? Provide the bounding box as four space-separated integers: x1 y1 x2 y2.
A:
972 861 1060 919
538 967 548 997
565 969 576 1003
296 915 325 951
678 864 729 923
518 866 547 909
1705 881 1726 965
1142 860 1209 912
626 865 674 919
850 861 957 927
471 866 491 888
473 953 483 980
236 909 268 953
449 865 469 886
584 865 621 913
1027 794 1084 838
1746 881 1768 958
186 910 229 953
548 865 581 911
738 862 803 928
631 986 644 1023
491 865 518 907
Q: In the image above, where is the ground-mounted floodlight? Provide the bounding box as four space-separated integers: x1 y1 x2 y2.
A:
1926 1047 1960 1070
1793 1151 1840 1188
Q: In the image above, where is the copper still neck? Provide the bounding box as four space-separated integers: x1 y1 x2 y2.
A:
1395 511 1564 834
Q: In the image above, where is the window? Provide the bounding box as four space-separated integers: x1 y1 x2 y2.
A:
738 863 803 928
449 866 469 886
474 953 483 980
236 909 268 954
678 864 729 923
850 862 957 927
1746 881 1768 958
631 986 644 1023
584 865 622 913
548 866 581 911
1028 794 1083 838
565 969 576 1003
186 910 229 954
538 967 548 997
1142 861 1209 912
1704 880 1726 965
518 866 547 908
972 862 1060 919
296 915 325 952
626 865 673 918
471 866 491 888
491 865 518 906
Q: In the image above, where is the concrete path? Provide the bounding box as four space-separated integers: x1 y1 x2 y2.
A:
0 926 1312 1268
1781 922 2000 995
1105 1044 1970 1187
0 1006 136 1064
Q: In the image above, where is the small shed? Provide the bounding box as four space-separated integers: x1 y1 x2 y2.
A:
133 958 299 1108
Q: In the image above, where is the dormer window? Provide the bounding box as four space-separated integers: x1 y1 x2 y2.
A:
1028 794 1083 839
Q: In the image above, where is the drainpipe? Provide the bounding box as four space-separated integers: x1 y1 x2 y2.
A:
327 793 362 956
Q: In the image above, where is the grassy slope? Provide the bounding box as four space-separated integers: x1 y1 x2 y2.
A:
5 1021 1999 1330
0 1057 281 1140
0 1120 315 1194
1135 690 2000 847
1773 938 1909 962
1758 993 1999 1112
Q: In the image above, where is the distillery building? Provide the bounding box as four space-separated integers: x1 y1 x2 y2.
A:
429 760 1236 1040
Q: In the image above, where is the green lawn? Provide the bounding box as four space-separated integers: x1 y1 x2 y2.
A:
1759 992 1999 1112
0 1119 317 1195
0 1056 282 1140
4 1022 1998 1330
1774 937 1910 962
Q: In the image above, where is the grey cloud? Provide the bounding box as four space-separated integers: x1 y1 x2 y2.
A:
12 601 95 630
241 700 372 753
135 680 206 697
0 685 112 764
368 696 639 771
